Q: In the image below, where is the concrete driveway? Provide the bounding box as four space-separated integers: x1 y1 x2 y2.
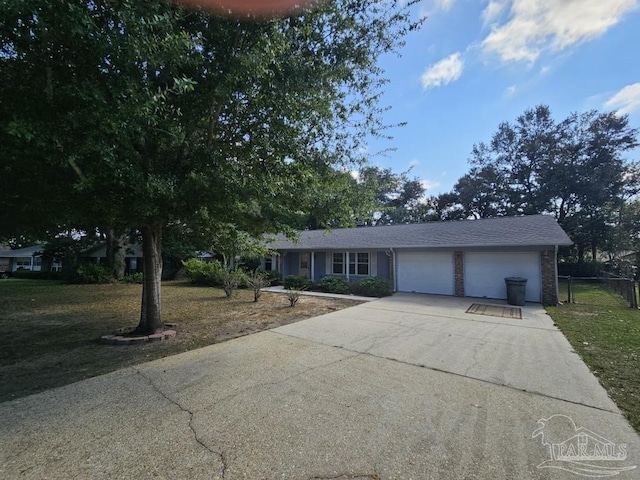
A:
1 293 638 479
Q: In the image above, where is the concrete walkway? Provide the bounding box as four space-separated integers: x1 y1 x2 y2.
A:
1 294 638 479
262 285 377 302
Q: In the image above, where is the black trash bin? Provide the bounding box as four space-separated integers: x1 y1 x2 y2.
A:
505 277 527 306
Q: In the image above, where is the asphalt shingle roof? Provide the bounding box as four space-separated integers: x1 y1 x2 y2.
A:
0 245 45 257
267 215 572 250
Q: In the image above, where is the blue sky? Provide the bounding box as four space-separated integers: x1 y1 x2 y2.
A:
365 0 640 196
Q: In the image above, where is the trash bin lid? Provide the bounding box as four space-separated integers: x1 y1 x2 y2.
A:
505 276 527 283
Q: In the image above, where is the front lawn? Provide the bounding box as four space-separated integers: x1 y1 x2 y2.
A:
547 281 640 433
0 279 361 402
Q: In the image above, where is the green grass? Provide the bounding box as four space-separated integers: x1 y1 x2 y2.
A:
0 279 360 403
547 281 640 433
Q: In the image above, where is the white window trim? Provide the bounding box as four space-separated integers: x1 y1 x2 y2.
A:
349 252 370 276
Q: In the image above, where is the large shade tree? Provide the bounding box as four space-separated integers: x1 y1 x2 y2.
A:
437 106 638 260
1 0 422 333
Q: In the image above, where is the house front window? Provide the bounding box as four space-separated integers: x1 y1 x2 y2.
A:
332 252 345 274
349 252 369 275
15 257 32 270
265 257 273 271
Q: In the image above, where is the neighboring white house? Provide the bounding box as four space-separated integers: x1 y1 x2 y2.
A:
0 245 57 275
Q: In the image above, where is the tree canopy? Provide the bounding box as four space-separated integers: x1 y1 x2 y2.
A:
1 0 422 332
437 105 639 262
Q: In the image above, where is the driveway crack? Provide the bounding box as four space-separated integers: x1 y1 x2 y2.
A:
209 348 363 408
134 368 228 478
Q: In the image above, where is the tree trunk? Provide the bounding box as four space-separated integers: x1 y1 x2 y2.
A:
105 229 127 279
136 221 164 335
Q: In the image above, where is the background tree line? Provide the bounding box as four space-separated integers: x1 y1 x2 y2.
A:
325 106 639 267
434 105 639 264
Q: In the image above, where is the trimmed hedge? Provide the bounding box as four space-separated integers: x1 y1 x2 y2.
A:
284 275 312 290
319 276 350 294
11 270 66 281
70 263 113 284
121 272 144 284
352 276 392 297
261 269 280 284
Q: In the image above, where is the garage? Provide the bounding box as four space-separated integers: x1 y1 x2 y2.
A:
464 251 542 302
397 251 454 295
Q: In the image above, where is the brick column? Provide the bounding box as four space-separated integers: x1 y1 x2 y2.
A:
388 250 396 292
541 249 558 306
454 251 464 297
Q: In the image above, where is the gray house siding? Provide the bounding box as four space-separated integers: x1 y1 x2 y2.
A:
279 249 390 283
313 252 326 281
377 251 390 280
284 252 299 278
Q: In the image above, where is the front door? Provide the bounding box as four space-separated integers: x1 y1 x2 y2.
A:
299 252 310 278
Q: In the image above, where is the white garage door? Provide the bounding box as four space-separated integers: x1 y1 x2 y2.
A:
465 252 541 302
397 252 454 295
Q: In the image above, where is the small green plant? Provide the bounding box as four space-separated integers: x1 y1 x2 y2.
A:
352 276 392 297
287 290 302 307
222 269 246 298
71 263 113 284
319 276 351 294
246 270 271 302
284 275 312 291
121 272 144 284
181 258 225 286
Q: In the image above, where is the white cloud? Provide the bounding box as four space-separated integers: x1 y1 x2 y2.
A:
504 85 517 96
482 0 638 63
435 0 456 11
605 82 640 114
421 53 464 89
482 0 509 25
420 179 441 191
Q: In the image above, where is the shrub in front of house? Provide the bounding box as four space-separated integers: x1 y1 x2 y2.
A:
222 269 246 297
284 275 311 291
261 269 280 285
319 276 351 294
121 272 144 284
70 263 113 284
12 269 65 280
352 276 392 297
181 258 225 286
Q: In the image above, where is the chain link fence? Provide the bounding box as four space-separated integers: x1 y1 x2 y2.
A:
558 274 638 308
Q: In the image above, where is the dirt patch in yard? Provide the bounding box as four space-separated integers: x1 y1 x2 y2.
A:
0 280 362 402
